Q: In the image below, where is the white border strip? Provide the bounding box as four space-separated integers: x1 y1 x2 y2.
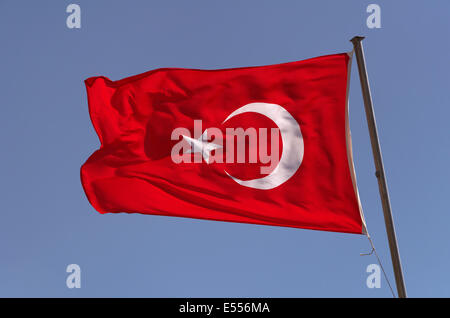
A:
345 50 367 235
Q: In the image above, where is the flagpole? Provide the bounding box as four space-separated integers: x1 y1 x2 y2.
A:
350 36 407 298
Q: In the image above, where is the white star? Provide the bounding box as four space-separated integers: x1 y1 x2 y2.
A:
182 129 222 164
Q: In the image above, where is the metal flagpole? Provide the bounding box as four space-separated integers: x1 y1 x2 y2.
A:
350 36 407 298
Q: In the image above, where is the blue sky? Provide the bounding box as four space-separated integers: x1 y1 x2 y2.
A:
1 1 449 297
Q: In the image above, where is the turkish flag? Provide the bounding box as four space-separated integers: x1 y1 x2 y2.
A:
81 53 366 234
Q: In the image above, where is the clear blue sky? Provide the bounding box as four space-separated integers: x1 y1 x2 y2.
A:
1 0 449 297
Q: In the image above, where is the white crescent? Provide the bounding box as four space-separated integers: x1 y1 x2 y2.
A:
222 102 304 190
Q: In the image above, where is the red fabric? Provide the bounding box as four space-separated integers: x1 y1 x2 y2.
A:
81 53 364 234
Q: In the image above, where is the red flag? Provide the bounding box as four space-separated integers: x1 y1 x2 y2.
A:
81 53 366 234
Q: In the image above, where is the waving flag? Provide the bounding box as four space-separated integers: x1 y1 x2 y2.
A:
81 53 366 234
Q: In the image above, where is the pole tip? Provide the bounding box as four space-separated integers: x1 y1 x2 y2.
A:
350 36 365 45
